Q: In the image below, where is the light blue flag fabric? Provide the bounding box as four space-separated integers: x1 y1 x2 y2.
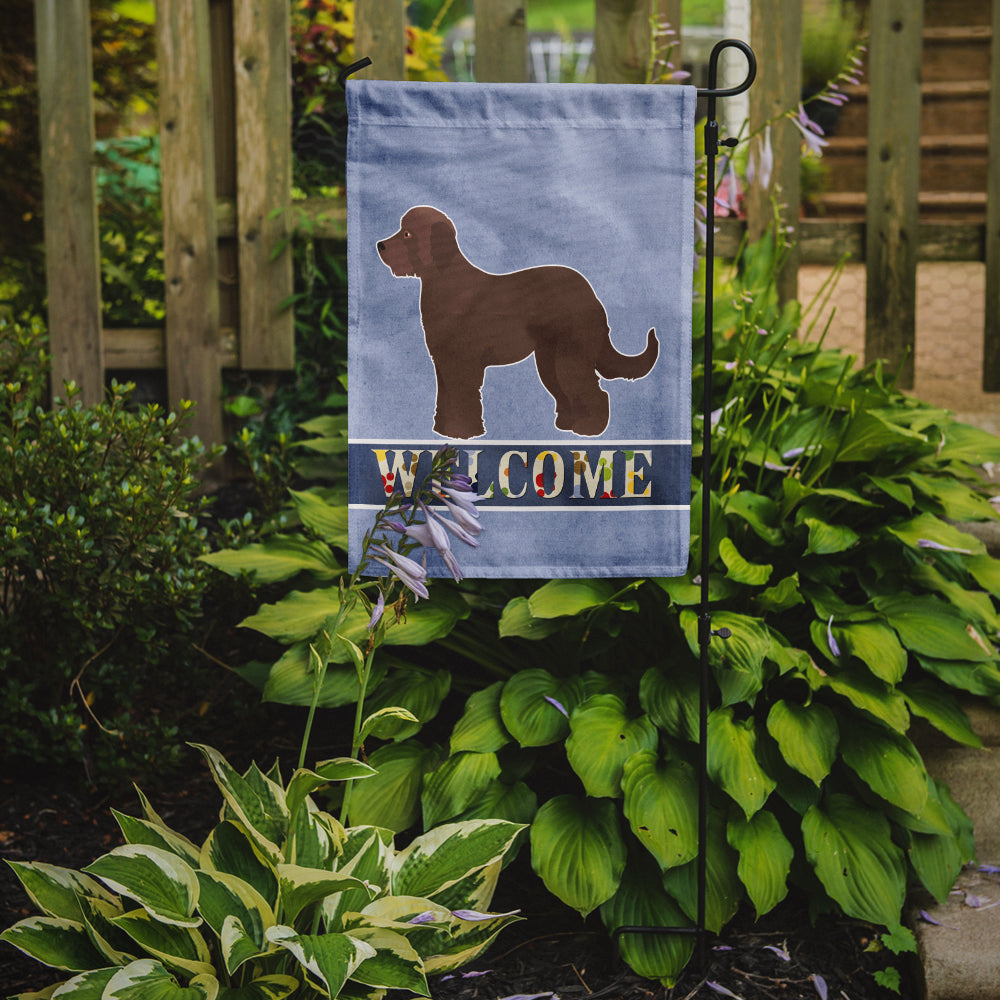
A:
347 80 696 578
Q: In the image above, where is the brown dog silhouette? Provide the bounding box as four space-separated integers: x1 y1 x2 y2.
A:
377 206 658 438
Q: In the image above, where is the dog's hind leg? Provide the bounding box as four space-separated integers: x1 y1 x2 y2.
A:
536 351 609 436
432 360 487 439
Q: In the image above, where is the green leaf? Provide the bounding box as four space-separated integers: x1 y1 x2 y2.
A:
450 682 511 754
680 610 770 706
190 746 287 862
654 572 737 606
112 812 201 868
103 959 218 999
421 751 502 828
452 779 538 827
392 819 524 900
288 488 348 547
707 708 776 819
909 825 965 905
277 865 373 925
755 573 805 614
285 759 376 822
802 793 906 926
260 643 387 709
724 490 784 545
935 421 1000 464
886 512 985 556
866 474 914 509
839 719 929 817
0 917 107 972
199 822 278 910
346 926 428 994
265 926 374 997
530 795 626 917
906 472 998 521
83 846 200 928
639 664 699 742
195 871 273 974
499 670 584 747
727 811 793 918
566 695 658 798
362 666 451 740
660 810 741 933
526 579 616 618
874 594 995 662
34 967 117 998
765 700 838 786
111 909 214 978
803 517 859 556
497 597 563 639
4 862 118 923
809 661 910 732
835 410 927 463
718 537 772 585
599 853 694 987
966 553 1000 597
347 740 442 832
835 621 908 684
621 751 698 871
916 655 1000 697
216 976 299 1000
901 680 982 748
200 535 341 584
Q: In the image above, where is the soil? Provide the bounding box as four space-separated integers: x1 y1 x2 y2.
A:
0 736 913 1000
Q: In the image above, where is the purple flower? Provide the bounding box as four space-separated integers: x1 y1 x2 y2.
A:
451 908 520 921
367 591 385 631
432 481 483 519
706 983 742 999
917 538 973 555
763 944 790 961
827 616 841 658
371 544 429 600
791 104 829 156
812 974 828 1000
747 125 773 190
407 911 438 925
544 695 569 718
429 504 480 548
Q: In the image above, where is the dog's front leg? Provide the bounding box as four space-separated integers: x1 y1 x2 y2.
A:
432 359 486 439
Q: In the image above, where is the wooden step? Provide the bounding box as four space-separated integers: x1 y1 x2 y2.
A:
822 134 988 193
831 80 991 138
813 190 987 222
922 25 992 82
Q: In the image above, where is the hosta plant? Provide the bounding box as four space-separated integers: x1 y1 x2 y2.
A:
1 744 523 999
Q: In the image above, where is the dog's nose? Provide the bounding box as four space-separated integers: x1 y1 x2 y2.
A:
377 241 386 254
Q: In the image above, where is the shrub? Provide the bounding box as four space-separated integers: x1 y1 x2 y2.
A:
0 317 220 783
210 234 1000 984
1 743 524 997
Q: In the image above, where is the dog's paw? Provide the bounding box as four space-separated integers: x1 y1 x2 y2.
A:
434 420 485 440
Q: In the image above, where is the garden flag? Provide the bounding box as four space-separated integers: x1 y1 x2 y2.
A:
346 79 696 578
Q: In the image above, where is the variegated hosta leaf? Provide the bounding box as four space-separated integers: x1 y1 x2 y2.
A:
422 907 522 975
190 745 287 863
450 681 511 754
425 859 501 915
565 695 658 799
285 760 376 824
214 974 299 1000
110 908 214 979
288 802 343 870
265 926 375 998
4 862 118 922
802 793 906 926
112 811 201 868
499 669 585 747
391 820 524 901
83 846 200 928
347 740 443 833
345 926 429 995
421 751 501 829
621 751 699 871
727 810 793 918
102 958 218 999
838 718 929 817
323 829 393 931
599 854 694 987
0 916 107 971
765 700 838 786
195 871 274 973
661 810 742 934
200 822 278 910
276 864 375 925
529 795 626 917
46 966 118 997
707 707 776 819
77 894 136 966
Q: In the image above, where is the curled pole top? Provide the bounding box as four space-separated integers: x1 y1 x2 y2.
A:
697 39 756 99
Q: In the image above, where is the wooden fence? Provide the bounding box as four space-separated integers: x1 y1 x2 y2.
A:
33 0 1000 445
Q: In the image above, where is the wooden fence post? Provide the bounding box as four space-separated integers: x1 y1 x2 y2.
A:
354 0 407 80
233 0 294 370
983 0 1000 390
34 0 104 405
594 0 654 84
474 0 527 83
865 0 923 389
157 0 223 445
746 0 801 305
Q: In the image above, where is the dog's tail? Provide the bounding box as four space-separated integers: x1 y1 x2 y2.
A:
597 328 659 380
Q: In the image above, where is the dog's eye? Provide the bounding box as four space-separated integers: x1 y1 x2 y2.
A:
402 231 411 239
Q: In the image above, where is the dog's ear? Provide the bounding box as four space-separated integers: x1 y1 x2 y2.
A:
429 219 461 270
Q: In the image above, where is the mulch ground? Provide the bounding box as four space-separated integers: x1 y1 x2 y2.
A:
1 738 913 1000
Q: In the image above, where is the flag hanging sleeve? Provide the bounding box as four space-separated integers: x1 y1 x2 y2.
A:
347 80 696 578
